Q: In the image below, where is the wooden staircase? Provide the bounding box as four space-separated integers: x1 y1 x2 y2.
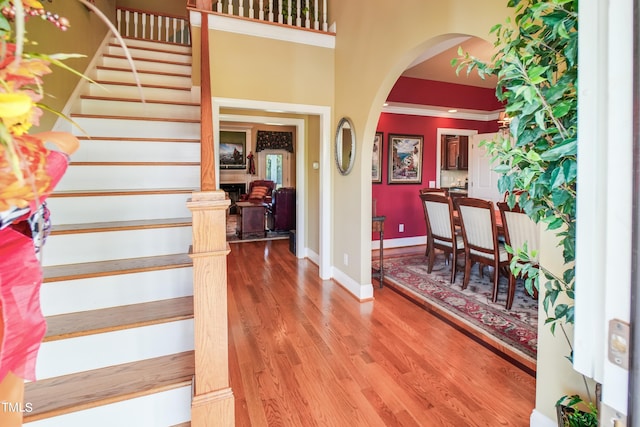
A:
24 38 199 426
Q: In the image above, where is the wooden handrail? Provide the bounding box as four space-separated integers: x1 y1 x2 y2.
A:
117 6 187 21
199 11 215 191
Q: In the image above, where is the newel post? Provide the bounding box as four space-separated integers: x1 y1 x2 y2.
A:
187 191 234 427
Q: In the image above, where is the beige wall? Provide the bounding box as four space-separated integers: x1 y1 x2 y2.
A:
29 0 116 132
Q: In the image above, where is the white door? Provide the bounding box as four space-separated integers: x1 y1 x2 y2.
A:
468 132 503 203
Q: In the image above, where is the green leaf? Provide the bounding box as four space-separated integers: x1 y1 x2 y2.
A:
540 139 577 161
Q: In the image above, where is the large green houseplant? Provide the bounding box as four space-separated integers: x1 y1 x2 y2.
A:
453 0 597 425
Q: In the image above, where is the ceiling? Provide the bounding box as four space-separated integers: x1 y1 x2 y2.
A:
401 36 497 89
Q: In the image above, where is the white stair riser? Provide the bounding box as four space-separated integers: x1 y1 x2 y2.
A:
101 56 192 75
36 320 194 380
107 45 192 64
71 117 200 139
47 193 193 224
94 68 191 87
57 165 199 191
71 140 200 163
25 386 191 427
86 83 194 102
79 98 200 120
42 227 192 266
115 38 192 54
41 268 193 316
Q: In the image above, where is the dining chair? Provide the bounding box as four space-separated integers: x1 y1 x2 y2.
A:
497 202 540 309
419 187 450 197
455 197 509 302
420 193 464 283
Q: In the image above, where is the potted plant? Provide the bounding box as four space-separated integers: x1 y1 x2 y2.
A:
453 0 598 424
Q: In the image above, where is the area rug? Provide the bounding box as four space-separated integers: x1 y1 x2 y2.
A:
374 254 538 366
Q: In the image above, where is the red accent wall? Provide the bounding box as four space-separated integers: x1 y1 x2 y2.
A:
372 112 498 241
387 77 504 111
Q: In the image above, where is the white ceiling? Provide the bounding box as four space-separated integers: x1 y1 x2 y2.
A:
401 36 497 89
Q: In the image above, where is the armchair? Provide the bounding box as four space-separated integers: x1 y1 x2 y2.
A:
239 180 275 204
267 187 296 231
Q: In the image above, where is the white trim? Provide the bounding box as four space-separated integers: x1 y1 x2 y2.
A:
305 248 320 266
435 128 478 188
213 98 332 279
332 267 374 301
190 10 335 49
529 409 556 427
383 102 499 122
53 32 113 132
371 235 427 251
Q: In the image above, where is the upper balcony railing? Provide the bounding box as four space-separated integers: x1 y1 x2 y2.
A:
186 0 331 33
116 7 191 45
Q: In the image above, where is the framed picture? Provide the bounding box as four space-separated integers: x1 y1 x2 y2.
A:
372 132 383 183
388 134 423 184
219 130 247 169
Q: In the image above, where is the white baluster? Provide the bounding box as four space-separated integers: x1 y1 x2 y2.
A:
277 0 283 23
259 0 264 20
296 0 301 26
322 0 327 31
287 0 292 25
268 0 274 22
125 10 130 37
227 0 233 15
181 20 186 44
133 11 138 38
249 0 254 18
239 0 244 17
314 0 318 29
149 15 154 40
216 1 222 12
172 17 177 43
157 15 162 41
305 0 310 28
141 13 147 39
165 17 170 42
116 9 122 34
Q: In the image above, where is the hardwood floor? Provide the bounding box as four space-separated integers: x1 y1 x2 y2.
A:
227 240 535 426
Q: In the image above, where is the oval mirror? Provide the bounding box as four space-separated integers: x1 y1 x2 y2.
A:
335 117 356 175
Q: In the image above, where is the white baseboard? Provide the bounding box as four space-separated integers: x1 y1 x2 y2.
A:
371 235 426 250
304 248 319 265
331 267 374 301
530 409 556 427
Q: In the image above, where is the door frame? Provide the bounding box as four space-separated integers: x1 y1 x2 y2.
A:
435 127 477 188
213 98 332 279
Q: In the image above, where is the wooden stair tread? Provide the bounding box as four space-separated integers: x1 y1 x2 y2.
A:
76 135 199 142
50 188 198 198
103 53 190 67
44 296 194 341
80 94 199 107
70 161 200 166
109 42 192 56
51 217 192 235
24 351 194 422
93 79 191 91
70 113 199 123
95 65 190 78
43 253 193 282
76 136 199 142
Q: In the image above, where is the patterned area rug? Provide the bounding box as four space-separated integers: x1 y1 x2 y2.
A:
375 254 538 364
